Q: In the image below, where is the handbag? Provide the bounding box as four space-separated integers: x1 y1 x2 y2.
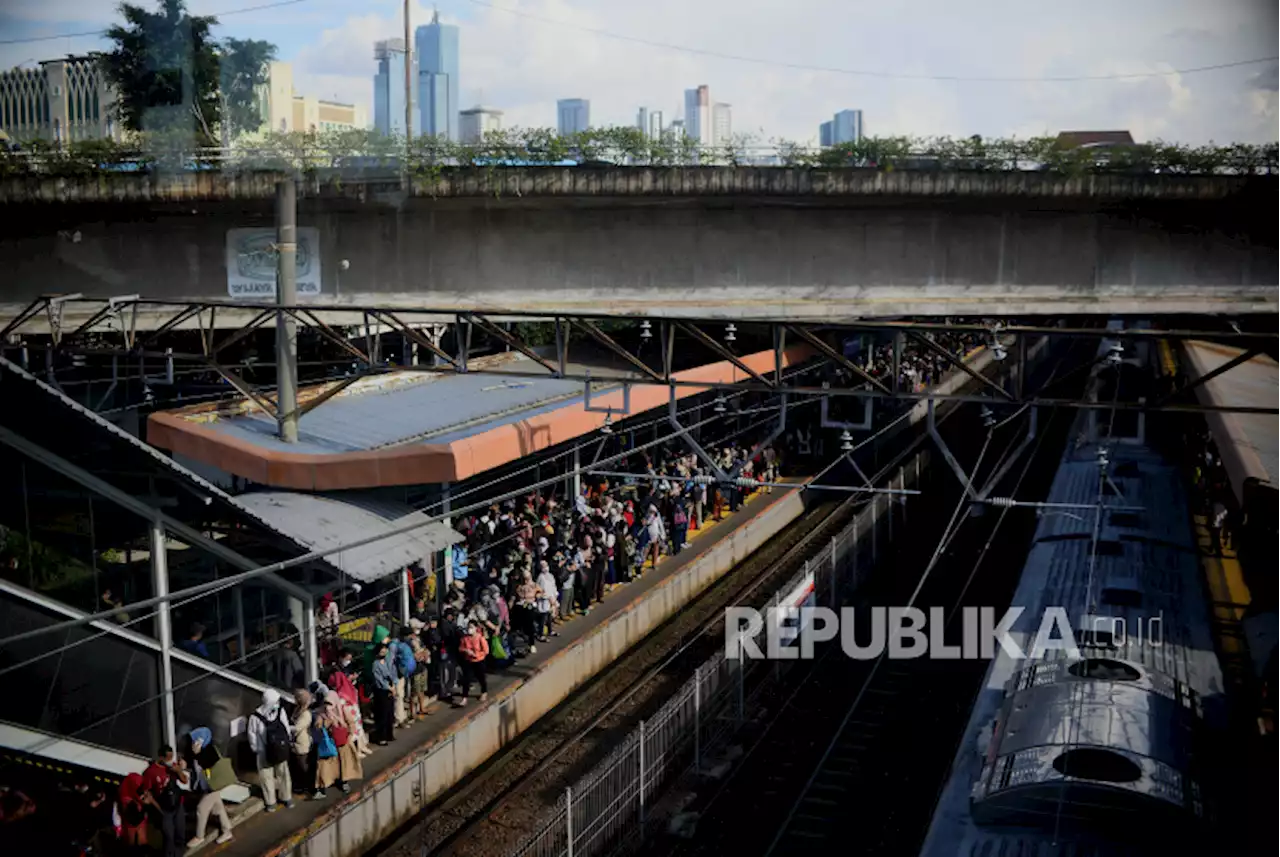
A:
205 753 237 792
315 726 337 760
489 633 508 660
329 720 350 747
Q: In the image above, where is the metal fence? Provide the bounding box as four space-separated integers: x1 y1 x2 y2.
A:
506 450 930 857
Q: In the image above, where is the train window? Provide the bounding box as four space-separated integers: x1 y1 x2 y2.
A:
1101 587 1143 608
1052 748 1142 783
1068 658 1142 681
1094 540 1124 556
1109 512 1143 528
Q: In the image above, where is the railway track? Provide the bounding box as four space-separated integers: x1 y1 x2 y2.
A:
655 354 1085 857
376 404 955 857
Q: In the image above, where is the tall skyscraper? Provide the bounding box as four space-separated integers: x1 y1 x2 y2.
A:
833 109 863 144
373 39 419 136
819 121 833 147
557 98 590 134
416 10 460 140
683 85 710 146
712 102 731 146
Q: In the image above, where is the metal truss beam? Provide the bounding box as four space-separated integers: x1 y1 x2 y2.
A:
785 324 891 395
906 329 1015 402
5 296 1276 417
572 318 664 383
678 322 775 388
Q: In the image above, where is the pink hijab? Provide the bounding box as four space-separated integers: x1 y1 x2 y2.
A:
327 669 358 707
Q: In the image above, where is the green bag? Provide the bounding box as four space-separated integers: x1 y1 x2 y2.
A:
490 634 507 660
206 755 237 791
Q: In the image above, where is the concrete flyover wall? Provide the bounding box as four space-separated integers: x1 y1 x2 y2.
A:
274 487 808 857
0 170 1273 326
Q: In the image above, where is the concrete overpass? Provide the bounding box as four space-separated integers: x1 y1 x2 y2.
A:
0 168 1274 329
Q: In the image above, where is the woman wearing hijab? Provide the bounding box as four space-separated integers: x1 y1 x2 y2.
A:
183 728 233 846
311 683 360 796
327 669 373 759
291 689 317 798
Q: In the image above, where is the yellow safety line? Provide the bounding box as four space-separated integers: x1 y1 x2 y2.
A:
1192 514 1253 682
1158 339 1178 378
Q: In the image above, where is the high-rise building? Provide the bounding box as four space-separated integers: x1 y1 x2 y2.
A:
373 39 420 137
712 102 731 146
636 107 665 139
459 106 502 143
416 10 460 140
819 120 833 147
683 85 710 147
557 98 590 135
669 119 686 138
648 109 665 139
832 109 863 144
0 57 120 143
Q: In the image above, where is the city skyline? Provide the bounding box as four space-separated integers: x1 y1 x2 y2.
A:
0 2 1274 146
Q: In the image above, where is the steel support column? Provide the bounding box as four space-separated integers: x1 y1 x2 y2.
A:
275 179 299 443
150 520 177 751
302 593 319 685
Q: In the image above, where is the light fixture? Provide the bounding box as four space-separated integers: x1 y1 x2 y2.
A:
840 429 854 452
981 405 996 428
601 411 613 434
640 320 652 340
991 342 1007 361
714 395 727 413
1106 342 1124 366
724 324 737 342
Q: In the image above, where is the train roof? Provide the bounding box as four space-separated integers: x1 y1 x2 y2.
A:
920 380 1224 856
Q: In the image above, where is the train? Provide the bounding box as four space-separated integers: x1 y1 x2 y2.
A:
918 321 1230 856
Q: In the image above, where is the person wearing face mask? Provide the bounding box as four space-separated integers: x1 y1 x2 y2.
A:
248 689 294 812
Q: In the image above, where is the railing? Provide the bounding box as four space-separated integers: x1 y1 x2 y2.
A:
505 450 929 857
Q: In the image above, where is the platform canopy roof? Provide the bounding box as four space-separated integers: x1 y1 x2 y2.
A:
233 491 462 584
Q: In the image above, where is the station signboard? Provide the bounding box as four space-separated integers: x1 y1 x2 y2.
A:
225 227 322 298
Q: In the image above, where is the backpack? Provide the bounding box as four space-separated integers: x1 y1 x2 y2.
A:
394 640 416 677
252 711 291 767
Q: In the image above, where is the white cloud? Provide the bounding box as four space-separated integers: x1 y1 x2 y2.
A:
3 0 1277 143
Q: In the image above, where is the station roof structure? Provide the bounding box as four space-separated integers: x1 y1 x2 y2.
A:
234 491 461 584
147 345 813 491
0 355 456 587
1182 340 1277 500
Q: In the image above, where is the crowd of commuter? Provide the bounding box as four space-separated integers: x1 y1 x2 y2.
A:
1 325 1002 855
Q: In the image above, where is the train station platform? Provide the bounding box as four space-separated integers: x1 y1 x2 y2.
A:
1179 340 1277 684
201 483 807 857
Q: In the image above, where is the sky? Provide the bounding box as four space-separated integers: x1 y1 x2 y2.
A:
1 0 1276 146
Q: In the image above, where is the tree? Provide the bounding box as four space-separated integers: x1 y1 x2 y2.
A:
219 38 276 140
101 0 220 143
100 1 277 147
